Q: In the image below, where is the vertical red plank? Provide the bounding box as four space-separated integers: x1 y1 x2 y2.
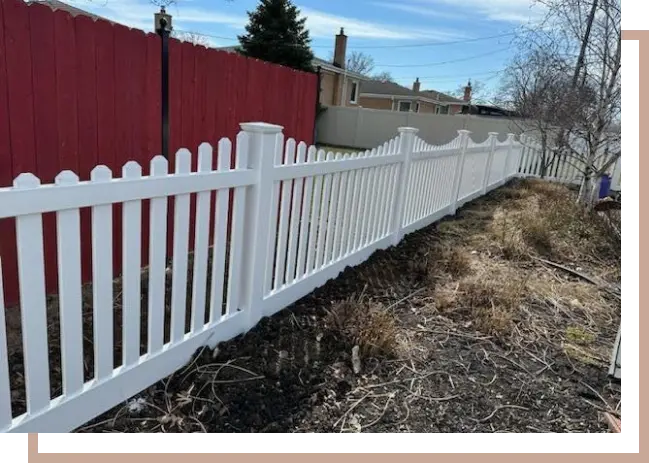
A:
112 24 136 278
128 29 147 167
180 41 196 154
145 34 161 158
113 24 132 169
53 9 79 175
3 0 36 176
193 45 209 149
212 50 231 142
0 0 18 305
95 20 116 169
180 42 197 251
29 3 59 182
204 49 219 149
74 14 99 286
167 38 183 256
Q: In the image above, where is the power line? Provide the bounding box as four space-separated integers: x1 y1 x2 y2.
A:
172 29 516 50
389 69 505 81
334 32 516 49
375 47 512 67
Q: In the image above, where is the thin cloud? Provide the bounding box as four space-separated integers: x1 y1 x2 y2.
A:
66 0 469 41
371 2 467 21
300 7 469 40
405 0 544 24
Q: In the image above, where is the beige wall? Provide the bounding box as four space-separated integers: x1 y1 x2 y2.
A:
316 105 522 149
320 71 362 107
417 101 437 114
320 71 337 106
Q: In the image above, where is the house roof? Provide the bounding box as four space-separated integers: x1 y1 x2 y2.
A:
26 0 111 22
359 80 467 106
217 48 367 79
312 57 367 80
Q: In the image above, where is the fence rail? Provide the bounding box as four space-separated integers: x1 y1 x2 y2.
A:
0 124 523 432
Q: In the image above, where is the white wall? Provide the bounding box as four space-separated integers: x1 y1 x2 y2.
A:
317 105 523 149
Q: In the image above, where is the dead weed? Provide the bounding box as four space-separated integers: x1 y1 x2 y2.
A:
325 298 401 358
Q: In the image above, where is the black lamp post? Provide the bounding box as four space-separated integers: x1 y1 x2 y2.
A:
155 8 172 159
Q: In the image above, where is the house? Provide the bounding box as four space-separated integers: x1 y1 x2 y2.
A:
313 29 368 107
357 77 469 115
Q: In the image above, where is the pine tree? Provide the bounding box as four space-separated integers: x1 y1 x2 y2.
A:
238 0 315 73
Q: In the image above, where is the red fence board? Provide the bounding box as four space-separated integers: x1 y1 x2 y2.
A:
0 0 317 306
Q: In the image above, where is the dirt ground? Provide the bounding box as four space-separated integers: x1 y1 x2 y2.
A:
67 178 620 433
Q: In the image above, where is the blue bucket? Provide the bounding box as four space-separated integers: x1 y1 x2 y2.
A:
599 174 611 198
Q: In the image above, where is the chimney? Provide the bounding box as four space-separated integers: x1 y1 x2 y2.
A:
333 28 347 69
412 77 421 93
463 79 472 102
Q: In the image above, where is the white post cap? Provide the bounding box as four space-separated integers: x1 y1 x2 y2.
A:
239 122 284 134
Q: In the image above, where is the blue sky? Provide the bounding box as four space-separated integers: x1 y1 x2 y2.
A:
68 0 545 97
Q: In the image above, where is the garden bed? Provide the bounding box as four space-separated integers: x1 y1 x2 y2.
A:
9 178 622 432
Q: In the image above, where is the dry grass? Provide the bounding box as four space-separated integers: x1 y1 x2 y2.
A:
435 266 527 338
325 298 401 358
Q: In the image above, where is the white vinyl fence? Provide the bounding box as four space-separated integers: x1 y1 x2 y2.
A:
516 135 621 192
0 123 523 433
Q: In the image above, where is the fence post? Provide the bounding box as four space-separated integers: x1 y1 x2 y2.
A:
502 133 516 185
390 127 418 245
238 122 284 330
449 129 471 215
482 132 498 194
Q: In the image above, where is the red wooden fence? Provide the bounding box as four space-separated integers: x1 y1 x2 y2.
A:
0 0 317 306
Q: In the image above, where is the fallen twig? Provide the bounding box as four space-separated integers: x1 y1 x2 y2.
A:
471 405 529 423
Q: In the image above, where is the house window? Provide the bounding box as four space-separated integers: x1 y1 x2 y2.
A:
435 106 441 114
398 101 412 112
349 81 358 104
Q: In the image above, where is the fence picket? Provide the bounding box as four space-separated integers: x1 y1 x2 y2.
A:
306 150 325 273
54 171 84 395
0 260 12 430
90 166 114 380
332 153 350 262
170 149 192 343
355 150 373 251
346 161 363 255
14 173 51 414
264 133 285 295
286 143 306 281
209 138 232 322
274 139 295 289
315 152 334 269
121 161 143 366
147 156 168 354
295 146 316 280
324 152 342 265
227 136 248 315
190 143 213 332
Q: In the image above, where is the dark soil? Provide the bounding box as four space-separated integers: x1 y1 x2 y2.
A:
73 180 621 433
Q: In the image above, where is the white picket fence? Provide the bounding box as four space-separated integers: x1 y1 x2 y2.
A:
0 123 523 433
517 135 621 192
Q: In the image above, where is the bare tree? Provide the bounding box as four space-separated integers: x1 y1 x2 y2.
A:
499 47 585 179
503 0 620 207
328 50 375 75
371 71 395 82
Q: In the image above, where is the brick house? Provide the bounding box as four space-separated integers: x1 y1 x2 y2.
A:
358 78 469 115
